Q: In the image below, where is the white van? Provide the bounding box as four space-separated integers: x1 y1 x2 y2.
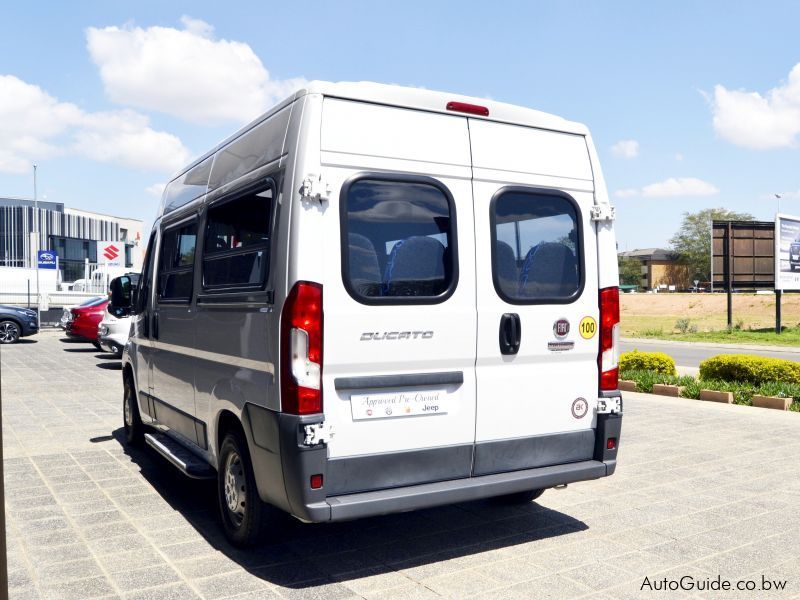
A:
113 81 622 546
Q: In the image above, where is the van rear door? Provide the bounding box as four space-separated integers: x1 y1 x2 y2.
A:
469 120 600 476
318 98 477 494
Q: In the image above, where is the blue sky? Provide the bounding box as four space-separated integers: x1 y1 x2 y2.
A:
2 1 799 249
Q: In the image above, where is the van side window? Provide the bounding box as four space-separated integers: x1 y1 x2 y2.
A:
202 187 272 290
491 191 581 302
342 177 457 303
158 222 197 302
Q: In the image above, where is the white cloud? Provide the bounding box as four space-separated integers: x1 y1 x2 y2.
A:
675 153 684 161
709 64 800 149
610 139 639 159
642 177 719 197
75 110 189 172
0 74 190 175
86 17 307 124
145 182 166 197
614 177 719 199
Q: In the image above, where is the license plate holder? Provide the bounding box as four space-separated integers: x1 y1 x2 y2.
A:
350 389 447 420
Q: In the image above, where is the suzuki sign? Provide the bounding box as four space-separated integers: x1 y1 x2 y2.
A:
97 241 124 267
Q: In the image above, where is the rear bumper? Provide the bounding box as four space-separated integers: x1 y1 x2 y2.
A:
308 459 613 522
243 402 622 524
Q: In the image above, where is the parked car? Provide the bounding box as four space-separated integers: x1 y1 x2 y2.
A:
114 81 622 547
60 296 105 329
66 299 109 349
0 305 38 343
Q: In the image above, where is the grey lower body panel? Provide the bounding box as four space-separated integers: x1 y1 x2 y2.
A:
326 444 473 495
308 460 610 522
473 430 595 476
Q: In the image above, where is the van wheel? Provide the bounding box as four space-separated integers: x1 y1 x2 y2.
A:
218 430 266 547
123 376 144 446
494 488 545 504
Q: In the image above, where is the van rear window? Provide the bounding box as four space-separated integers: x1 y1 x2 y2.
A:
341 176 457 304
491 190 582 303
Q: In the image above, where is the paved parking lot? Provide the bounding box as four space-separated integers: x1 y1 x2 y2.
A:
3 330 800 599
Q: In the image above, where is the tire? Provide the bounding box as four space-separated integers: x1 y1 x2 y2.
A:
123 375 144 446
493 488 546 505
0 320 21 344
217 429 267 547
92 340 102 350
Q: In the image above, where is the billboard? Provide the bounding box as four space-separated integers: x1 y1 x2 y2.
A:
711 220 775 289
97 241 124 268
775 213 800 291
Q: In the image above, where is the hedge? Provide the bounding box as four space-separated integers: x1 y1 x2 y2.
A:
698 354 800 385
619 350 676 376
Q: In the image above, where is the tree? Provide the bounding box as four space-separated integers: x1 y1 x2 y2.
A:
618 257 642 286
669 208 754 281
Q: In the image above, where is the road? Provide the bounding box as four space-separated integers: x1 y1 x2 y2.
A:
5 331 800 598
621 337 800 369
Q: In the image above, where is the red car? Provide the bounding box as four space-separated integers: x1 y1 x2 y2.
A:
66 299 109 349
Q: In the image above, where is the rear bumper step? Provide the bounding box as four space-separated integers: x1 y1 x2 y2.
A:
302 459 612 522
144 433 215 480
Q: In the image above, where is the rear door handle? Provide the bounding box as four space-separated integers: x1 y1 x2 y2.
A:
499 313 521 355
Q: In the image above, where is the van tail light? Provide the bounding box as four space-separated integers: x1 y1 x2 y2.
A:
281 281 323 414
598 286 620 391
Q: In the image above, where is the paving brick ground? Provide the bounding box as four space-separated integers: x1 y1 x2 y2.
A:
3 330 800 599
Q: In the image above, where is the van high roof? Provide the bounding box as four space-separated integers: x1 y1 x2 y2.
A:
170 80 589 183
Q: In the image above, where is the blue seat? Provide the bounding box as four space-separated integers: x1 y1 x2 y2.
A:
495 241 518 295
519 242 578 297
348 233 382 296
383 236 447 296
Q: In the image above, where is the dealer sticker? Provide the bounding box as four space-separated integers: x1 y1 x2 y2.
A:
350 389 448 420
579 316 597 339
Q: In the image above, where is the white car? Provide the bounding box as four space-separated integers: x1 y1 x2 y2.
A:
97 308 131 357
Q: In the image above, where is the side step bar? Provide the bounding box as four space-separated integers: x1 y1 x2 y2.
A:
144 433 216 480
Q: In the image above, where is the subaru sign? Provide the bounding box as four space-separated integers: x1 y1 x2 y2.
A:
37 250 57 270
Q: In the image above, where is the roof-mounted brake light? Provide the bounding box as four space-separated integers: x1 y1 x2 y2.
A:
446 101 489 116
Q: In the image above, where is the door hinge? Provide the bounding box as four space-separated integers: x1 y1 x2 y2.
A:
596 396 622 414
590 204 616 222
303 422 334 446
300 174 331 204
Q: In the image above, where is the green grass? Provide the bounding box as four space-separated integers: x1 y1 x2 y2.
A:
621 368 800 411
628 326 800 347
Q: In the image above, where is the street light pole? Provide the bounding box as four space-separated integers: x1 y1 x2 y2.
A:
33 165 40 327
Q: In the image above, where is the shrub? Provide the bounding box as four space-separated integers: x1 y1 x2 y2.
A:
619 350 676 376
675 318 691 334
699 354 800 385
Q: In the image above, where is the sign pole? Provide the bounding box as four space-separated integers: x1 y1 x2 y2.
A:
0 331 8 600
776 290 782 334
726 222 733 329
33 165 40 327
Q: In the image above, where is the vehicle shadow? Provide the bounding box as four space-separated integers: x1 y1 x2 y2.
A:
60 337 88 344
96 362 122 370
112 428 588 590
15 339 37 344
63 347 99 353
95 353 120 360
